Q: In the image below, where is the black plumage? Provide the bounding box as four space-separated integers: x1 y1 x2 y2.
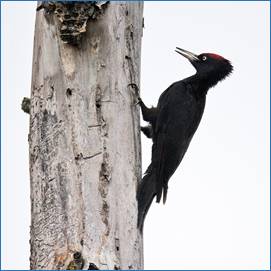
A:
137 47 233 232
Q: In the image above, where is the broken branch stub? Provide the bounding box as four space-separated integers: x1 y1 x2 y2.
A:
21 97 30 114
37 1 109 45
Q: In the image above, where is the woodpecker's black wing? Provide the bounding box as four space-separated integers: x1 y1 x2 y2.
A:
152 83 180 203
151 81 205 203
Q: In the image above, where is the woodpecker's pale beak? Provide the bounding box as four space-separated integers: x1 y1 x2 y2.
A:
175 47 199 61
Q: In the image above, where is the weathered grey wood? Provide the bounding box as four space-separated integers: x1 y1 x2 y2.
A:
29 2 143 269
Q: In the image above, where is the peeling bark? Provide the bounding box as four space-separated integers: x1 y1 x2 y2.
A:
29 2 143 270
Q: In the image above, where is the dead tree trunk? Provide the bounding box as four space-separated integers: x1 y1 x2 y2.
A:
29 2 143 270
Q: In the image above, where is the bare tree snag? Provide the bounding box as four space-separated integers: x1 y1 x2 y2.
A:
29 2 144 269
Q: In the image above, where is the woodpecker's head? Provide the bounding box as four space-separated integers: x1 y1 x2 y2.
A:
175 47 233 87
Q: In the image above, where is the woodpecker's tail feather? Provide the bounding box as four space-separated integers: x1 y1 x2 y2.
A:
162 185 168 204
155 183 168 204
137 170 156 232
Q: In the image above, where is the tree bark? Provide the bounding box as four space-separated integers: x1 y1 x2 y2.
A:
29 2 143 270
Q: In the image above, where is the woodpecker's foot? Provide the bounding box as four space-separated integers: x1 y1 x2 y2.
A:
128 83 142 105
135 98 142 106
141 125 153 139
128 83 139 94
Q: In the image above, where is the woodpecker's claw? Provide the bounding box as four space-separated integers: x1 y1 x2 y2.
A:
128 83 139 95
128 83 141 106
134 99 142 106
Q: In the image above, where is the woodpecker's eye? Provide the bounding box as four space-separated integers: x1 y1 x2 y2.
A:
202 56 207 61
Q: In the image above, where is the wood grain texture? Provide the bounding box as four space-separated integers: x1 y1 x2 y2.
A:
29 2 143 269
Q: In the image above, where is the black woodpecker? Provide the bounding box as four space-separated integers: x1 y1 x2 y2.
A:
136 47 233 232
